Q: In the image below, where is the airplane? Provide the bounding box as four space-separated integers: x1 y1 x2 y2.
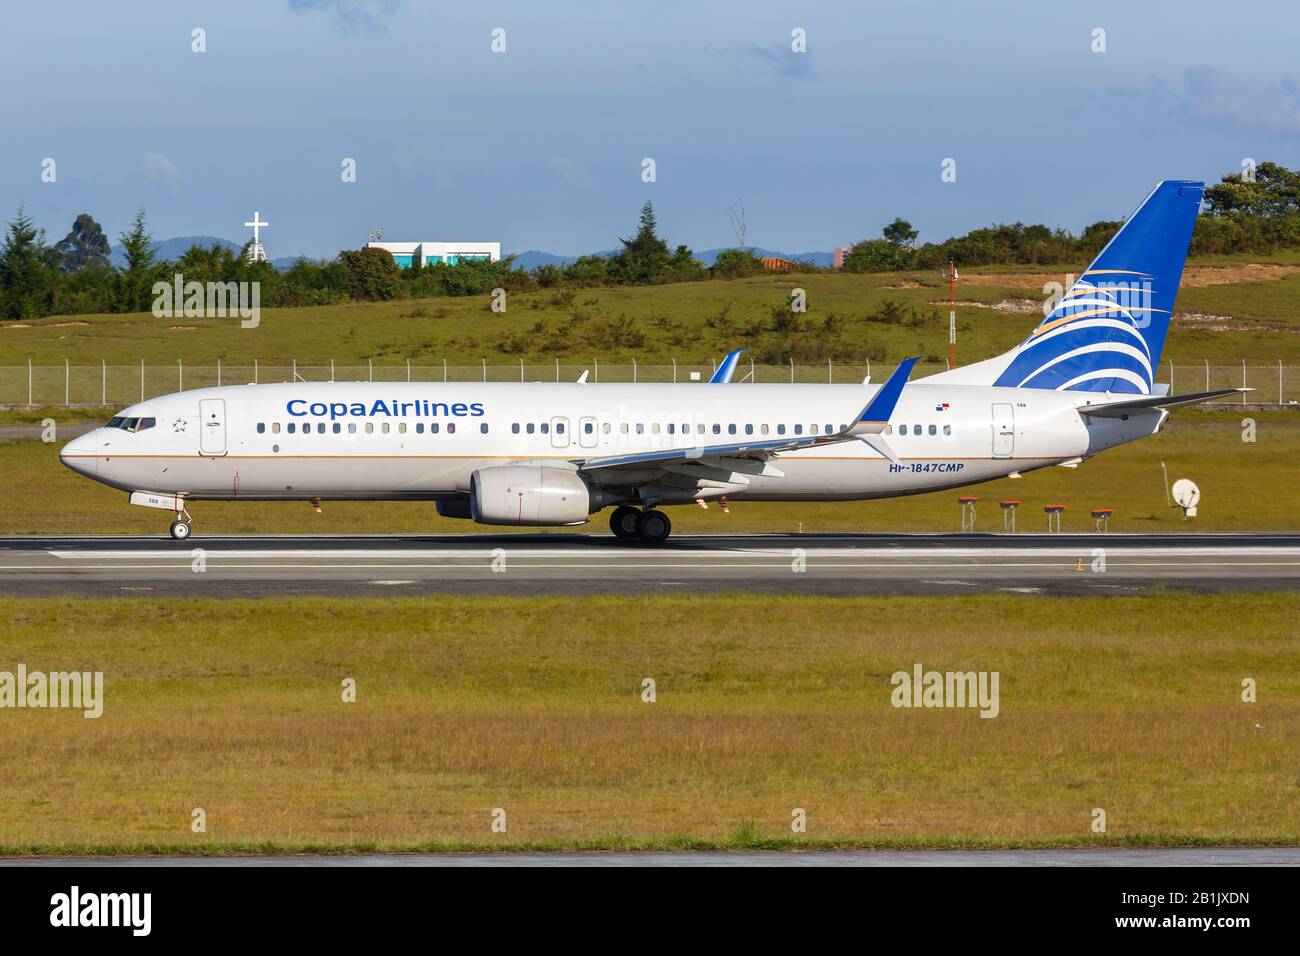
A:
61 180 1242 543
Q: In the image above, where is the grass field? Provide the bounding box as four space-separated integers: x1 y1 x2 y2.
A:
3 255 1300 370
0 594 1294 852
1 408 1294 534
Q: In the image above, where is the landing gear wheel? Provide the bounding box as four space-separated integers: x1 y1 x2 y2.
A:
610 505 641 539
169 519 191 541
635 509 672 545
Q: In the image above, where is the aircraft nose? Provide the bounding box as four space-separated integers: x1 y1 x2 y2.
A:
60 429 98 477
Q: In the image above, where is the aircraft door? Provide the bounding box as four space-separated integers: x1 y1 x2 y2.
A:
199 398 227 456
578 416 598 448
991 403 1014 458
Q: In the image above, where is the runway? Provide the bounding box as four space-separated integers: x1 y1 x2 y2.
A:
2 847 1297 866
1 532 1298 597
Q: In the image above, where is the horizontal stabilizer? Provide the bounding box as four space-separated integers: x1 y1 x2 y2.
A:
1077 387 1247 418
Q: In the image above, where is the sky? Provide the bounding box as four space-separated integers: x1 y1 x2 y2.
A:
2 0 1299 260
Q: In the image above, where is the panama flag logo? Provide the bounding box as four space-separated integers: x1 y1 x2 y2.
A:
935 402 950 412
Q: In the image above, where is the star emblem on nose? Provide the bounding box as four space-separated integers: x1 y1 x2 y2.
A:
172 418 187 433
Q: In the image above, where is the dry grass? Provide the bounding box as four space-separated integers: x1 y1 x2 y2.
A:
0 595 1295 851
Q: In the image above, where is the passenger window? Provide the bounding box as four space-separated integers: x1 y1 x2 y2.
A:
651 423 660 434
636 423 645 434
480 423 489 434
667 424 675 435
899 425 908 436
712 424 720 434
447 423 456 434
728 424 737 435
287 423 296 434
526 423 535 434
620 423 629 434
929 424 937 436
761 424 769 435
825 424 833 435
541 423 549 434
745 424 753 435
257 423 265 434
333 423 341 434
365 423 374 434
272 423 281 434
795 424 803 435
556 422 564 434
317 422 326 434
381 423 390 434
602 423 611 434
697 424 705 434
398 423 406 434
348 423 356 434
430 423 439 434
512 423 519 434
416 423 425 434
777 424 786 435
585 422 594 434
943 424 952 436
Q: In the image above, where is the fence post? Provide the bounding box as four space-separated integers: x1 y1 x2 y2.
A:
330 359 334 383
1242 359 1246 404
254 358 258 384
1204 359 1209 392
1168 359 1173 395
554 358 559 383
368 359 372 382
406 358 411 382
217 358 222 388
481 358 486 383
27 359 32 406
632 357 637 383
293 358 298 382
750 357 755 384
178 358 183 392
443 359 448 383
140 359 144 403
672 357 677 383
101 359 106 406
64 359 69 406
789 357 794 383
1281 359 1285 405
594 358 599 383
520 358 524 383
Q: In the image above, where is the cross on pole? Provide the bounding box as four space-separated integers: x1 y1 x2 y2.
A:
244 210 269 262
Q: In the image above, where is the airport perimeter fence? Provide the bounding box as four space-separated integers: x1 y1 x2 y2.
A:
1 360 1298 407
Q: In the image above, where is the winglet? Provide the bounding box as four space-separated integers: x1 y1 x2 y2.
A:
710 349 745 384
855 357 918 427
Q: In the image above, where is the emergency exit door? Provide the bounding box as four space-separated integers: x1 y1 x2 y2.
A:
199 398 227 456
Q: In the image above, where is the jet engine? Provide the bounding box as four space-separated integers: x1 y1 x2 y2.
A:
469 465 594 526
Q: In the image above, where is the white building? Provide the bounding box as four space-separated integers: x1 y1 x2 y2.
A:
365 240 501 269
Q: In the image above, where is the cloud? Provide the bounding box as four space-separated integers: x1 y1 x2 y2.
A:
1104 67 1300 140
287 0 400 33
705 42 814 80
141 152 180 192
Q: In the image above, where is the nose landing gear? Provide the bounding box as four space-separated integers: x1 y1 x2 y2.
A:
169 510 192 540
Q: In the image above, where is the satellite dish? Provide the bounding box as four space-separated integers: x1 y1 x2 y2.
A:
1171 478 1200 518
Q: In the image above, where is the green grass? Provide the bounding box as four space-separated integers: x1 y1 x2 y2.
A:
2 409 1295 534
0 595 1295 849
3 252 1300 369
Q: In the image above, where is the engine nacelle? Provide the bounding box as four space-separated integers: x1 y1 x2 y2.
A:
470 465 593 526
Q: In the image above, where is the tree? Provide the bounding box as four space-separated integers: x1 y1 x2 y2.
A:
54 213 112 272
724 199 748 250
882 217 918 250
0 206 51 320
115 210 159 313
338 247 402 300
1204 162 1300 218
612 201 673 283
711 247 762 278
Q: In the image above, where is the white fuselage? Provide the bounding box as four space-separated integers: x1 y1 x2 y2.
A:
59 379 1164 513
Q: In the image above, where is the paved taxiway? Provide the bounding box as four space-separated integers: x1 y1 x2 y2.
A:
1 532 1298 597
3 847 1297 867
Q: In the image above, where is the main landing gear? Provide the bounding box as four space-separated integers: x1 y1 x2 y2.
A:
608 505 672 545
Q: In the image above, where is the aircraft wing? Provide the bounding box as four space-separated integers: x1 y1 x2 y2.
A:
578 358 918 475
1076 387 1247 418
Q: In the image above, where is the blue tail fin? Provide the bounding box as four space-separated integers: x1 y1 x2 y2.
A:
990 180 1203 395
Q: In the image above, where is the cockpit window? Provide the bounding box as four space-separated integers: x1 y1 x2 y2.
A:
104 416 156 433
